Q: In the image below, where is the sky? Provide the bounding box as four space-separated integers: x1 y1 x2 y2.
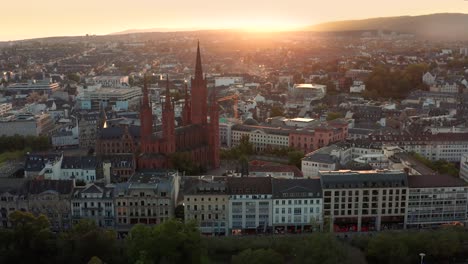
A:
3 0 468 41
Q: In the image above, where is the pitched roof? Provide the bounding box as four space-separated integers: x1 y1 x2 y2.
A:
272 178 322 198
24 179 74 195
227 177 272 194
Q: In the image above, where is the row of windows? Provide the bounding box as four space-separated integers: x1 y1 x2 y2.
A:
274 199 320 205
274 207 320 214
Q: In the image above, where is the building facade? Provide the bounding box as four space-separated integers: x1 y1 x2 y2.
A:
272 178 323 233
227 177 273 235
115 171 177 233
321 170 408 232
71 183 115 228
406 174 468 228
184 178 229 235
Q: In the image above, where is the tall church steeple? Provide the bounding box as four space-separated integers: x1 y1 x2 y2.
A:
190 41 208 124
162 77 175 154
182 82 191 125
140 76 153 145
195 41 203 80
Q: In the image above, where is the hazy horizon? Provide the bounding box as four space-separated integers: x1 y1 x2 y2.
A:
3 0 468 41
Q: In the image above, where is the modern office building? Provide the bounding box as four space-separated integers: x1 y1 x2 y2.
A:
320 170 408 232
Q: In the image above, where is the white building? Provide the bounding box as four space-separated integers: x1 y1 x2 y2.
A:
71 183 115 228
227 177 273 235
214 77 243 87
272 178 323 233
406 174 468 228
371 133 468 162
231 124 290 152
350 81 366 93
61 156 97 183
429 82 459 93
86 76 129 88
460 153 468 182
422 72 436 86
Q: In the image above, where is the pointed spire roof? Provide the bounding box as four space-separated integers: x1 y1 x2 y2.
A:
195 41 203 80
142 75 149 107
165 75 172 109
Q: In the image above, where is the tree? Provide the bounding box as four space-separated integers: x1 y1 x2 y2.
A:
126 219 205 264
326 112 343 121
270 106 284 117
67 73 81 83
57 219 120 264
288 151 304 169
1 211 56 264
169 152 201 175
232 248 283 264
293 234 348 264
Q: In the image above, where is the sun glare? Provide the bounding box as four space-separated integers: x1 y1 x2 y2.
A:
235 20 302 32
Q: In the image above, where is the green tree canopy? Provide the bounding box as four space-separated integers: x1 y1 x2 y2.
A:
126 219 204 264
232 248 283 264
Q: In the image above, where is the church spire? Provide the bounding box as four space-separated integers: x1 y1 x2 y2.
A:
182 81 191 125
164 75 172 110
142 75 149 107
195 41 203 80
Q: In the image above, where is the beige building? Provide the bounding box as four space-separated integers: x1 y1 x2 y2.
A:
184 177 229 235
25 179 74 232
320 170 408 232
115 171 179 233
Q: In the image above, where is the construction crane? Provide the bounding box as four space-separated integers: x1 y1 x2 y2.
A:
217 94 239 119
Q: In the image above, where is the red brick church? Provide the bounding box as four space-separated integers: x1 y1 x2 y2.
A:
137 43 220 170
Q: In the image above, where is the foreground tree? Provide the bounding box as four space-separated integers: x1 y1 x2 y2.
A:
232 248 283 264
126 219 205 264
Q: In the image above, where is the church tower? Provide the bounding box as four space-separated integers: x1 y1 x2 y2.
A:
209 89 220 168
140 76 153 152
190 42 208 125
162 78 175 154
182 82 191 125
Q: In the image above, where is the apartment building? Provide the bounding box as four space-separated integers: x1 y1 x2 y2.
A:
460 153 468 182
320 170 408 232
114 171 178 233
231 124 289 152
0 178 28 228
71 183 115 228
227 177 273 235
371 133 468 162
406 174 468 228
272 178 323 233
60 156 97 182
184 177 229 235
25 179 74 232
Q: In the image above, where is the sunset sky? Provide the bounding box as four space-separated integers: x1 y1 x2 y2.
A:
3 0 468 41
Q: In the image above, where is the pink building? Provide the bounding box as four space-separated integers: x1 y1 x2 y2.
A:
289 120 348 154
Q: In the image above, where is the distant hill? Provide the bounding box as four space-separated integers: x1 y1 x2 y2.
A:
109 28 203 35
306 13 468 40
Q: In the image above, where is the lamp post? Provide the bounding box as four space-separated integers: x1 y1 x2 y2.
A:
419 253 425 264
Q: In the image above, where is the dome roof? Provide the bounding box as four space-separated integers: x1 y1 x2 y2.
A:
244 118 259 126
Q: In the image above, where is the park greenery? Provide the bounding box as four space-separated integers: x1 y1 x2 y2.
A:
0 135 50 165
3 211 468 264
0 135 50 153
411 152 460 177
363 64 428 100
